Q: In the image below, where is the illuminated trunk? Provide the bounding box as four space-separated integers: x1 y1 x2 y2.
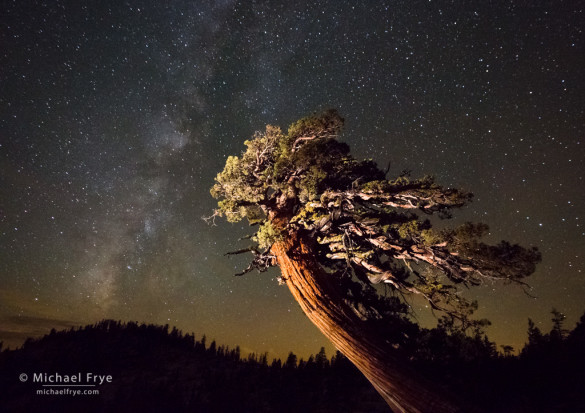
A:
271 232 470 413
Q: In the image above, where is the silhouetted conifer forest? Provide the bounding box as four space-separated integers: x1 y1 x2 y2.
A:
1 311 584 412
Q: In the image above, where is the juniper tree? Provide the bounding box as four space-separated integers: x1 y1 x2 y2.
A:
208 110 541 412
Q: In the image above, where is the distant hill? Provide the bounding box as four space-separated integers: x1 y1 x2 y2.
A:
2 314 585 412
0 320 387 413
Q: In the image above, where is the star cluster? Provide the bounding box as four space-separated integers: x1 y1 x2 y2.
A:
1 0 583 357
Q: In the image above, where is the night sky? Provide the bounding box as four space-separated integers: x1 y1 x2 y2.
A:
1 1 583 359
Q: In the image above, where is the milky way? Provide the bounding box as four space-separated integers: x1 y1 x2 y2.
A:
1 0 583 358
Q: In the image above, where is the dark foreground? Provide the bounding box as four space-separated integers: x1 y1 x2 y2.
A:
0 320 386 413
1 316 584 412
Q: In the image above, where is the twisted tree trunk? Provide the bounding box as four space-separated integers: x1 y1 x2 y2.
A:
271 231 471 413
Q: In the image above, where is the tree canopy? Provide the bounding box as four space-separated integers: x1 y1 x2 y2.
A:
209 109 541 328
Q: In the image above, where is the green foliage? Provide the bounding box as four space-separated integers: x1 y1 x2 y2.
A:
421 229 441 246
210 110 351 243
211 155 265 210
448 222 490 244
397 220 421 239
286 108 344 141
253 221 282 250
299 165 327 201
396 220 439 244
291 204 329 229
216 199 243 223
389 175 411 187
361 180 390 193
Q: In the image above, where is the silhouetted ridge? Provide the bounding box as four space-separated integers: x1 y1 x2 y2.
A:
1 313 584 412
0 320 386 413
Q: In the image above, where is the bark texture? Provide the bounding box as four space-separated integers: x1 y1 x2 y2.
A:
272 232 471 413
